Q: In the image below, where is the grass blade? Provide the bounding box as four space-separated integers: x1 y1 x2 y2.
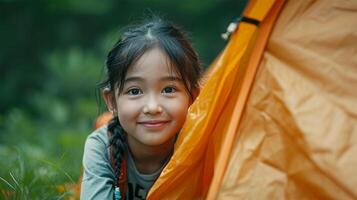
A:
9 172 20 189
0 176 16 191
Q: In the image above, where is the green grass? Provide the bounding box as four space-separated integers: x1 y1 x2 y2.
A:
0 143 84 199
0 107 92 199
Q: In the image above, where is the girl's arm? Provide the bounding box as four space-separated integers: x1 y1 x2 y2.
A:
80 128 114 200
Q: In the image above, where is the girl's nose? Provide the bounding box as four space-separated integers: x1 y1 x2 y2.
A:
143 95 163 115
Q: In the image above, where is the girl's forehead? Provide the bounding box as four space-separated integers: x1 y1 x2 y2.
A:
126 47 180 78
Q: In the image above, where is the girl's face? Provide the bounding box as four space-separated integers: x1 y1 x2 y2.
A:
113 47 191 150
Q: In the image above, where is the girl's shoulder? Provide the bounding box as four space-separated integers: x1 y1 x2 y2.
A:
82 124 114 189
83 124 111 167
85 125 110 149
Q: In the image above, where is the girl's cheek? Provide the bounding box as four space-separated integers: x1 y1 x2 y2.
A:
170 96 190 117
117 99 142 117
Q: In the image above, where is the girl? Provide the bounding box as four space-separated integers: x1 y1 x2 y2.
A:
80 18 201 200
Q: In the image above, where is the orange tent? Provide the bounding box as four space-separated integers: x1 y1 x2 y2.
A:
147 0 357 199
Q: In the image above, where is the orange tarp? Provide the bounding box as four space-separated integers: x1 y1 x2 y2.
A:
218 0 357 199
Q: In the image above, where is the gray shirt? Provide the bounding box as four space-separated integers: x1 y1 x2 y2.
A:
80 125 164 200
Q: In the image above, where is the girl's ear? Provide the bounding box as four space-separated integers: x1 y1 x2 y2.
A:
190 88 200 104
102 88 116 113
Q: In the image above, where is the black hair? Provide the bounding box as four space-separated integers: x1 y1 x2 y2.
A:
98 17 201 195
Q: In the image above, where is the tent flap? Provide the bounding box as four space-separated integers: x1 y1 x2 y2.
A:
218 0 357 199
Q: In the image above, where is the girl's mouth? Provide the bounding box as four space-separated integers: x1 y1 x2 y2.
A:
137 120 170 129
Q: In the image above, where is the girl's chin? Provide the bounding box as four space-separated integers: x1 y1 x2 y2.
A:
138 134 176 147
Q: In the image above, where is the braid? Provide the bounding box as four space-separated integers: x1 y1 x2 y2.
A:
108 116 126 195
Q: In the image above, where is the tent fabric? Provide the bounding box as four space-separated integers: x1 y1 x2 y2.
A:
206 0 286 198
217 0 357 199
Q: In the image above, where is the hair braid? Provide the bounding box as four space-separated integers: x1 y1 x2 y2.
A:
108 116 126 194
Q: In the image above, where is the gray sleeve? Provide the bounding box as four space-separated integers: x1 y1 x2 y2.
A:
80 129 114 200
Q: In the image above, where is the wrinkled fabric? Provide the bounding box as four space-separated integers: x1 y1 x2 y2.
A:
218 0 357 199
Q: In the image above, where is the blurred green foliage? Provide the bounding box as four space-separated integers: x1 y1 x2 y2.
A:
0 0 247 198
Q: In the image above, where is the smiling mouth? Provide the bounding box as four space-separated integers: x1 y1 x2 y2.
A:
137 120 170 129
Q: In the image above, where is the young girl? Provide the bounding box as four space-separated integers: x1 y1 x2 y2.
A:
80 18 201 200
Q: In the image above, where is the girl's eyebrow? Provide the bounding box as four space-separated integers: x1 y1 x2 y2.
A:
124 76 143 83
160 76 182 82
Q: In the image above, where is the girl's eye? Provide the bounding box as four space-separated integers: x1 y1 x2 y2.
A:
162 86 176 94
127 88 142 96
